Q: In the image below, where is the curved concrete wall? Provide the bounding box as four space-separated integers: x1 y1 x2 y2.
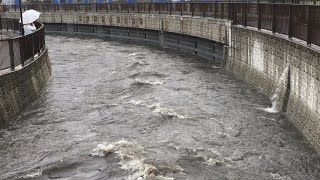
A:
6 12 320 153
0 49 52 128
225 26 320 153
6 12 229 45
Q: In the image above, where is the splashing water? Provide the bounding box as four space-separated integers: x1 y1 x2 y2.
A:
92 140 177 180
128 52 145 59
262 67 290 113
129 100 189 119
24 169 42 178
133 79 166 86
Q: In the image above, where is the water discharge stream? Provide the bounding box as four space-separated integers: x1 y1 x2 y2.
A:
0 35 320 180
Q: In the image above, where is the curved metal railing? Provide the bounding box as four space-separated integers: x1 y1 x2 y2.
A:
0 18 45 71
2 2 320 47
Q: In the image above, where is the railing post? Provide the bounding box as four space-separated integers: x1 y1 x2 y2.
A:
143 3 145 13
241 4 244 26
9 40 15 71
306 6 312 45
180 3 183 16
170 3 172 15
20 38 24 67
132 3 134 13
191 3 194 17
0 16 2 31
244 3 248 26
203 3 205 17
258 3 261 30
213 3 217 18
117 3 119 13
234 3 238 25
138 3 140 13
159 3 161 14
32 33 35 59
272 4 276 34
288 5 293 38
221 3 224 19
148 3 150 14
228 3 231 20
38 28 41 52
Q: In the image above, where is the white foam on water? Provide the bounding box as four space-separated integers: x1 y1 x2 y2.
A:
134 79 166 86
106 104 118 108
130 100 146 106
260 67 289 113
167 142 181 150
211 65 220 69
148 103 189 119
270 173 292 180
92 140 175 180
128 52 145 59
129 100 189 119
24 169 42 178
138 61 149 65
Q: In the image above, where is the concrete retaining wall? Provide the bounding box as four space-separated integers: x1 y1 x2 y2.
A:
5 12 229 45
43 23 225 62
0 49 52 128
225 26 320 153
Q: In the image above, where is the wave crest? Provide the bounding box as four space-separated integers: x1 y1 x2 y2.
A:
133 79 166 86
92 140 175 180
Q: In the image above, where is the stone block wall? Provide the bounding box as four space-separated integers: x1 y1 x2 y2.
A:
225 26 320 153
0 49 52 128
5 12 228 45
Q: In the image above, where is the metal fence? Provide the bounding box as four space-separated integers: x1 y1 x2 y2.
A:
2 2 320 46
0 18 45 71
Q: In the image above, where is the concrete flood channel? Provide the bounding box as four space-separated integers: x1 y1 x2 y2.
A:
0 34 320 179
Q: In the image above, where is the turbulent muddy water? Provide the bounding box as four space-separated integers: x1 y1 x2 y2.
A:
1 35 320 180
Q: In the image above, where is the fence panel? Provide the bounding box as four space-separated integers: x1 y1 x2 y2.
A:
291 5 308 41
22 33 34 61
0 41 10 70
275 4 290 35
310 6 320 46
234 3 244 25
12 39 21 67
247 3 258 28
260 4 273 31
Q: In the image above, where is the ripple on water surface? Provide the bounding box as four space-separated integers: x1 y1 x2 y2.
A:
0 35 320 180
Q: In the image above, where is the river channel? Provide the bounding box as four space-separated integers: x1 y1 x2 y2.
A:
0 35 320 180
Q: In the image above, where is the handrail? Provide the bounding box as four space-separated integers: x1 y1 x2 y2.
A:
0 18 46 72
2 2 320 47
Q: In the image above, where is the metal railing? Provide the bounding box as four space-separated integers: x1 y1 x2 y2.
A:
2 2 320 46
0 18 45 71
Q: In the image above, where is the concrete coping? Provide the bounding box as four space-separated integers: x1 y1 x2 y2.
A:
234 25 320 58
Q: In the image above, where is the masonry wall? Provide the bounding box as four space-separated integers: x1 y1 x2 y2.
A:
225 26 320 153
0 49 52 128
5 12 229 45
